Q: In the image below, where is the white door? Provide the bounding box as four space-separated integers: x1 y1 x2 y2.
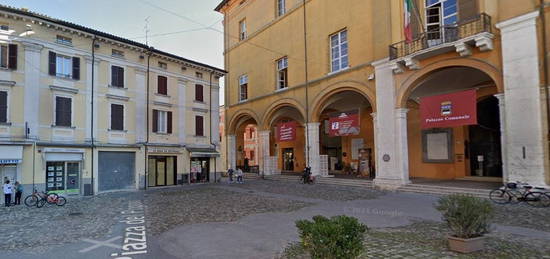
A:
1 166 17 183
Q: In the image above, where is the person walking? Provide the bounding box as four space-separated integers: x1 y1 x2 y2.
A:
14 181 23 205
227 168 234 183
3 180 13 207
236 168 244 184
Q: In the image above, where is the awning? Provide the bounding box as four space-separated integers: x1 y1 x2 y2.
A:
187 148 220 158
0 146 23 164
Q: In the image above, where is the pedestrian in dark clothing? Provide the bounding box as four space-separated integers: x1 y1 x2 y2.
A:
14 181 23 205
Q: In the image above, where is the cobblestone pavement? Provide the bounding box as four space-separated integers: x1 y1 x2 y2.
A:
0 184 309 254
492 203 550 232
280 221 550 259
227 179 384 201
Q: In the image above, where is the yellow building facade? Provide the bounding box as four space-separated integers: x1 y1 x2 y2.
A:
217 0 550 188
0 5 225 198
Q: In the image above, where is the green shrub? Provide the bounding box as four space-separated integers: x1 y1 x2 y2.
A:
295 215 368 259
435 194 494 239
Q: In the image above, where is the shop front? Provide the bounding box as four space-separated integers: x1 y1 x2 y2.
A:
0 145 23 204
147 156 177 187
43 148 84 195
98 151 136 192
188 148 219 183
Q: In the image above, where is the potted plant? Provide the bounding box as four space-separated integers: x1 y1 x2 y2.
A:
435 194 494 253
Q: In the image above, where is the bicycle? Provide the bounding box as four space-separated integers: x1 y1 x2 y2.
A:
489 182 550 208
24 189 66 207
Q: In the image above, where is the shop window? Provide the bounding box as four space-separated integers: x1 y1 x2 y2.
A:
239 74 248 101
195 115 204 136
158 76 168 95
111 65 124 87
0 44 17 70
153 109 172 134
277 0 286 17
0 91 7 123
195 84 204 102
110 104 124 131
276 57 288 89
48 51 80 80
330 29 349 72
239 19 247 41
55 96 72 127
422 128 454 163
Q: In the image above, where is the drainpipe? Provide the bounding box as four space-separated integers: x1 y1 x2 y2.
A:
540 1 550 182
302 0 310 169
90 36 97 196
144 49 152 190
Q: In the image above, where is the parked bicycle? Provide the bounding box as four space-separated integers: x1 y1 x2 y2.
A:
24 189 66 207
301 167 315 184
489 182 550 208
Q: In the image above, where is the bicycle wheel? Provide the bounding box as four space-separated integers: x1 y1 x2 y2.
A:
525 192 550 208
56 197 66 206
36 198 46 208
46 193 59 204
24 195 38 207
489 189 511 204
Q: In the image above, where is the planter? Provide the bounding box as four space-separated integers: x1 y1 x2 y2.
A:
447 236 486 253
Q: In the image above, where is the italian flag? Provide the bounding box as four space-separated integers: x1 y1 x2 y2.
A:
404 0 413 42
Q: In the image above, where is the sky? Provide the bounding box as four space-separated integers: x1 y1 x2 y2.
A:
2 0 226 103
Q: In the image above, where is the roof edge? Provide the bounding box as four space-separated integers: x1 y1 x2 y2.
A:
214 0 230 12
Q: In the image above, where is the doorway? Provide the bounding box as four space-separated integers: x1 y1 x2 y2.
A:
46 161 81 195
190 158 210 183
148 156 176 187
282 148 294 172
468 96 503 177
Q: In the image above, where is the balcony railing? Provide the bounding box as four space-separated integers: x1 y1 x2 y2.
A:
389 13 492 60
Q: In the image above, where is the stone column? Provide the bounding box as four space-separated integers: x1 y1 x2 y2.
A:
306 122 323 176
22 42 43 140
227 135 236 171
210 85 220 147
496 11 549 187
259 131 271 175
372 59 410 189
494 93 508 182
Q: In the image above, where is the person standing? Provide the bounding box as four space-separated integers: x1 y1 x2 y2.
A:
236 168 244 183
3 180 13 207
14 181 22 205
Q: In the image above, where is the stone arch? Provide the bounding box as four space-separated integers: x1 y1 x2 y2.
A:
397 58 503 108
260 98 307 130
310 80 376 122
227 108 261 135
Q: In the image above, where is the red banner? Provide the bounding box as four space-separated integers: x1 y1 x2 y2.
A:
329 110 360 136
420 89 477 129
277 121 296 142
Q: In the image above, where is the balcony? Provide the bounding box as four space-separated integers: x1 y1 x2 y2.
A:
389 13 493 71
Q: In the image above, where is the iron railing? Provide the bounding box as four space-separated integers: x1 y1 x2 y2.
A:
389 13 492 60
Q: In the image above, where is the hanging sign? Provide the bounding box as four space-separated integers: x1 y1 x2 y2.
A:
420 89 477 129
329 110 360 137
277 121 297 142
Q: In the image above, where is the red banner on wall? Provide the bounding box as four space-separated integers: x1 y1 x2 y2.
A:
329 110 360 137
420 89 477 129
277 121 296 142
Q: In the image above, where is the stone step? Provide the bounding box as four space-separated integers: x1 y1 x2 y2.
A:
266 175 374 188
397 185 491 198
396 188 489 198
400 184 494 194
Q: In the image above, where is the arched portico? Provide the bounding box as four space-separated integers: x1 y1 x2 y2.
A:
226 110 261 173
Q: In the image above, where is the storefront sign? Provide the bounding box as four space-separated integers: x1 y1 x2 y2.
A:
420 90 477 129
277 121 297 142
0 159 21 164
329 110 360 137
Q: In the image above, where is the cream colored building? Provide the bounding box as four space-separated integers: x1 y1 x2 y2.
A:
0 5 225 197
217 0 550 188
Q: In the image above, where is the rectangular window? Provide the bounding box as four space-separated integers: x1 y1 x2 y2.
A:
195 84 204 102
158 76 168 95
0 24 8 31
112 49 125 58
0 45 7 68
239 75 248 101
196 72 203 79
277 0 286 16
195 115 204 136
55 96 72 127
159 62 167 69
55 54 73 78
277 57 288 89
111 66 124 88
0 91 7 123
239 19 247 40
110 104 124 131
330 30 349 72
153 110 169 134
56 35 72 45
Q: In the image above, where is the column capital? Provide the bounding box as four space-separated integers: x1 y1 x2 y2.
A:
306 122 321 127
395 108 409 118
493 93 505 101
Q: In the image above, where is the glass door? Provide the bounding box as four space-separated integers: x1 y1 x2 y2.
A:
46 162 65 193
148 158 156 187
282 148 294 172
426 5 442 47
65 162 80 194
156 158 166 186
